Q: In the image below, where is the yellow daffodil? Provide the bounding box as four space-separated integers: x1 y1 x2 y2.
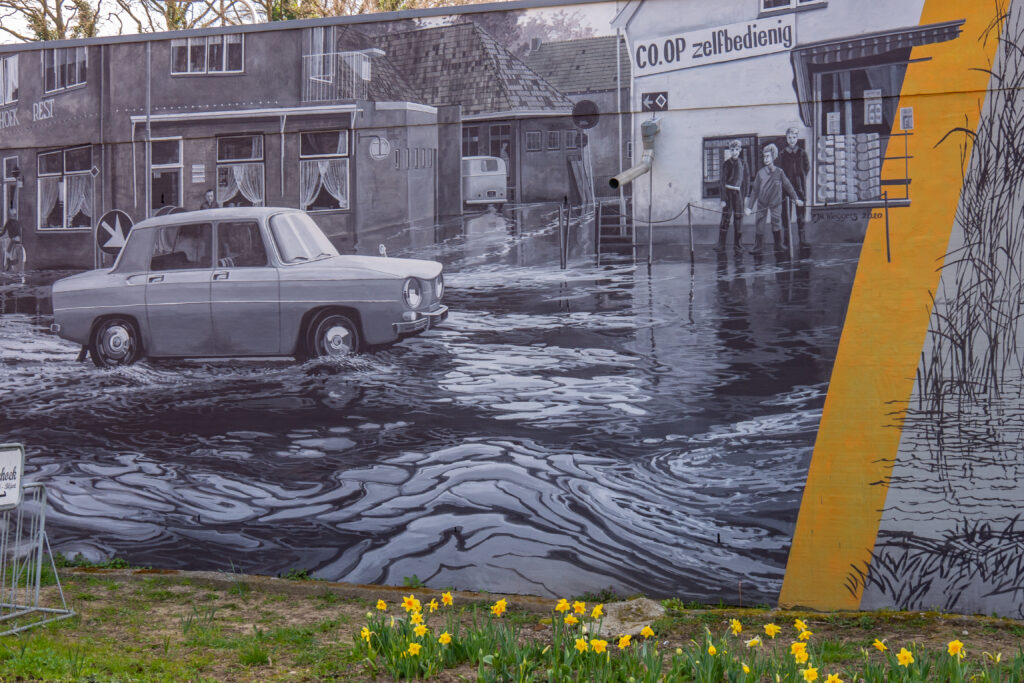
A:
410 612 423 625
617 634 631 649
376 599 387 611
575 638 588 653
742 663 750 674
764 623 781 638
592 604 604 619
794 618 808 632
873 639 887 652
428 599 438 613
746 636 762 648
407 642 421 656
790 642 807 655
675 647 683 655
402 594 421 613
564 614 579 626
491 598 507 617
640 626 655 638
441 591 453 607
360 627 372 643
984 652 1002 663
794 650 809 664
414 624 428 637
897 648 914 667
438 631 452 645
591 639 608 654
573 601 586 615
801 666 818 681
731 619 742 635
707 644 717 656
556 598 571 613
947 640 964 658
799 630 813 641
825 674 843 683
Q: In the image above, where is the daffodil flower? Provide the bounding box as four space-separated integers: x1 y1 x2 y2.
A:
799 630 813 641
764 623 781 638
575 638 588 653
438 631 452 645
617 634 631 649
360 627 372 643
801 665 818 681
591 639 608 654
825 674 843 683
441 591 453 607
873 639 887 652
573 601 586 615
794 618 808 632
413 624 428 637
897 648 914 667
640 625 655 638
564 614 579 626
410 612 423 625
407 642 421 656
947 640 965 658
592 604 604 619
428 599 438 613
555 598 571 613
402 594 421 613
730 619 742 635
746 636 761 648
376 599 387 611
491 598 507 617
794 650 809 664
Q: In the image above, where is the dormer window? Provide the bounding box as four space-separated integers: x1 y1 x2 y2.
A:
171 34 244 75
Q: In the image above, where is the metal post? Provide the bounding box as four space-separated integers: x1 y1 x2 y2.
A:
789 200 795 261
647 166 653 266
558 203 566 270
883 191 891 263
687 203 694 263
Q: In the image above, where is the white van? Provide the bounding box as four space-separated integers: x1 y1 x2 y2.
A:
461 156 508 207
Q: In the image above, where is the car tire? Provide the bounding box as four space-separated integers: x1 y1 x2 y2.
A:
307 312 361 359
89 317 142 368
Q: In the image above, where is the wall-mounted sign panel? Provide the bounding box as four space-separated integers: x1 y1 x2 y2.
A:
0 445 24 511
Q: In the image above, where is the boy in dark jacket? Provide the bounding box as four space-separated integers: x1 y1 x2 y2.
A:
715 139 747 253
778 126 810 248
745 143 803 253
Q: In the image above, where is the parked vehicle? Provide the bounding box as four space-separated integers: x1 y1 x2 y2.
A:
462 156 508 207
51 208 447 367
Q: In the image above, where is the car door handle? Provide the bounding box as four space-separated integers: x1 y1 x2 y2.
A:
148 275 164 283
213 271 230 281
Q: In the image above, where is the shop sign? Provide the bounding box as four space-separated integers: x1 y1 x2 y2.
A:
632 15 795 77
191 164 206 184
32 99 54 122
899 107 914 131
0 444 24 511
0 108 18 130
641 92 669 112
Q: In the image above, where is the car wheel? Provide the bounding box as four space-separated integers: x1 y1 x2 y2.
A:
308 312 360 359
89 317 141 368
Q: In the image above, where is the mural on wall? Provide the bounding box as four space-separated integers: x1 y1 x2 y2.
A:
0 0 1021 616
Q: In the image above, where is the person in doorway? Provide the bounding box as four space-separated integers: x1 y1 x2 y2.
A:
745 143 803 254
715 140 747 253
778 126 811 248
199 189 217 210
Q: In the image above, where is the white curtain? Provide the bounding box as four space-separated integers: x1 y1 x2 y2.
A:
299 160 321 210
39 177 60 228
234 163 264 206
65 174 93 222
217 166 239 204
321 159 347 209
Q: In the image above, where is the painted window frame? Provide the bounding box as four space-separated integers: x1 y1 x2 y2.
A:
565 130 579 150
150 137 183 212
701 134 758 200
760 0 826 14
171 34 245 75
36 145 94 231
462 126 480 157
298 129 349 212
2 156 19 229
42 47 87 94
525 131 542 152
1 55 18 106
216 134 265 208
547 131 561 151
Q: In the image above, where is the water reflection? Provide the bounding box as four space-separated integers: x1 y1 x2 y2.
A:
0 207 858 602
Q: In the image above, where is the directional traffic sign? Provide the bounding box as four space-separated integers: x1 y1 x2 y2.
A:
642 92 669 112
96 209 133 256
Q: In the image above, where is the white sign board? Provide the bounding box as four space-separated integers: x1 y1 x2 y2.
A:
632 15 796 77
899 106 914 131
0 444 24 510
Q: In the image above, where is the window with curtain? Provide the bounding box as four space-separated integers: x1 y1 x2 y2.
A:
37 146 93 230
299 130 349 211
217 135 264 207
1 55 18 106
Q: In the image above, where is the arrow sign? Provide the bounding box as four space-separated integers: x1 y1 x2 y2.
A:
642 92 669 113
96 210 133 256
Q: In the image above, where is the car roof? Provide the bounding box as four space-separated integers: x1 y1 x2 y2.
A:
132 207 300 230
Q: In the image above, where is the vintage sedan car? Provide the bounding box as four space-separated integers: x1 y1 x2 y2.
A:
51 207 448 367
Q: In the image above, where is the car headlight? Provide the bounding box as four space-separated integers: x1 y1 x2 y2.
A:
403 278 423 309
435 273 444 301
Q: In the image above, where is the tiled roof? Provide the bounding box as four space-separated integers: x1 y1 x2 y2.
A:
377 23 572 117
524 35 632 95
332 25 424 102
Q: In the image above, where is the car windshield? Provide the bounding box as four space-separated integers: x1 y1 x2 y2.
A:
269 212 339 264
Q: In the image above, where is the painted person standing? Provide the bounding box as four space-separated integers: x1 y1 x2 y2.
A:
745 143 803 254
778 126 810 248
715 140 747 253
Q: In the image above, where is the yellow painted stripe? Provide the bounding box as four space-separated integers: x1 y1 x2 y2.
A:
779 1 1003 609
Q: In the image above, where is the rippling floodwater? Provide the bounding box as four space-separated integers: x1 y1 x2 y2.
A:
0 208 859 602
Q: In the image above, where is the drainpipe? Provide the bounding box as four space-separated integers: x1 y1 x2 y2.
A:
608 117 659 190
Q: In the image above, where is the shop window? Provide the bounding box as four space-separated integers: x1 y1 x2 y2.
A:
547 131 561 150
150 138 182 212
526 131 542 152
217 135 264 207
761 0 826 13
43 47 87 94
299 130 348 211
701 135 757 200
1 55 18 106
462 126 480 156
172 35 244 75
37 146 94 230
